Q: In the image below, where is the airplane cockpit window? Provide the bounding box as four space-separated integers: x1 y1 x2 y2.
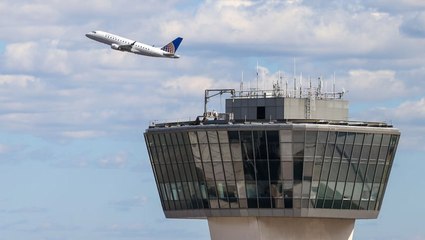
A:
91 31 96 34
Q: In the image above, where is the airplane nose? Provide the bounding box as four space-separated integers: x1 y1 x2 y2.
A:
85 33 93 39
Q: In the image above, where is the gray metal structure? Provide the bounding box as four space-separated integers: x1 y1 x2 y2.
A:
144 87 400 222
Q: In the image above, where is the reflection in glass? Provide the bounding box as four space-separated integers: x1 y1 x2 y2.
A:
306 131 318 144
372 134 382 145
200 144 211 162
293 160 303 181
221 142 232 161
198 131 208 144
207 131 218 144
254 131 267 160
223 162 235 180
267 131 280 159
218 131 229 144
210 143 221 162
214 162 225 180
364 133 373 145
256 160 269 181
146 126 399 213
293 130 305 142
233 161 244 180
293 143 304 157
318 131 328 143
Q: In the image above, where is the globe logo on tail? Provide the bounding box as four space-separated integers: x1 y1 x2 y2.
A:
162 42 176 54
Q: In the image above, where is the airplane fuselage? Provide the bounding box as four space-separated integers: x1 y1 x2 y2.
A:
85 31 180 58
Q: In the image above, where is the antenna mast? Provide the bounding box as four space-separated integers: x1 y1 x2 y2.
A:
293 58 296 96
333 72 336 98
240 71 244 92
256 61 259 96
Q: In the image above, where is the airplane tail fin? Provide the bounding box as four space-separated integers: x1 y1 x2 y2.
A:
161 37 183 54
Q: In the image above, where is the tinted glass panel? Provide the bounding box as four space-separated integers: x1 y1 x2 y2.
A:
223 162 235 180
293 143 304 157
337 132 346 144
269 160 282 181
200 144 211 162
364 133 373 145
243 159 256 180
306 131 318 144
267 131 280 159
218 131 229 143
293 160 303 181
293 130 305 142
315 143 326 158
283 162 293 180
355 133 364 145
318 131 328 143
327 132 337 143
210 143 221 162
305 143 316 158
254 131 267 160
373 134 382 145
207 131 218 144
198 131 208 144
240 131 254 160
345 133 355 144
214 162 225 180
221 142 231 161
256 160 270 181
381 134 391 146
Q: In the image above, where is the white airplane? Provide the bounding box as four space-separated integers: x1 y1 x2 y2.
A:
85 30 183 58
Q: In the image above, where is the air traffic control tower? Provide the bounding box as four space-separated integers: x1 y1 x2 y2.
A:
144 81 400 240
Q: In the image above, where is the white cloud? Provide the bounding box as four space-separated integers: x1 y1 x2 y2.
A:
357 98 425 151
97 152 128 168
342 69 408 101
0 1 424 240
0 75 38 88
391 98 425 121
161 75 214 96
60 130 106 139
161 1 406 57
4 41 71 74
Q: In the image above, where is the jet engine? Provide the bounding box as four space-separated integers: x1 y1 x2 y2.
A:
111 44 121 50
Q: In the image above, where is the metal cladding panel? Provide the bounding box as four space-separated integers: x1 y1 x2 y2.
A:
145 123 400 219
226 97 348 121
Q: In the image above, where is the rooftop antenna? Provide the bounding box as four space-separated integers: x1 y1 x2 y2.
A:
256 61 259 96
309 76 312 89
285 74 289 97
240 71 244 92
324 78 327 96
293 58 297 96
299 72 303 98
318 77 322 96
263 67 266 92
333 72 336 98
279 71 283 96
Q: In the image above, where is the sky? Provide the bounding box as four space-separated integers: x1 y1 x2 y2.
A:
0 0 424 239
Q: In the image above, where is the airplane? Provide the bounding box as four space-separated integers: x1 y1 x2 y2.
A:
85 30 183 58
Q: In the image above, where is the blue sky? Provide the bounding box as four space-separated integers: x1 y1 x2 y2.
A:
0 0 424 239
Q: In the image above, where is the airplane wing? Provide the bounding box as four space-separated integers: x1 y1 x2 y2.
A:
117 41 136 51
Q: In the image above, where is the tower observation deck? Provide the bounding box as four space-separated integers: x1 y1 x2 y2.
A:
144 81 400 240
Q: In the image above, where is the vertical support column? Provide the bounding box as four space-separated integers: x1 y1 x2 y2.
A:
208 217 354 240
